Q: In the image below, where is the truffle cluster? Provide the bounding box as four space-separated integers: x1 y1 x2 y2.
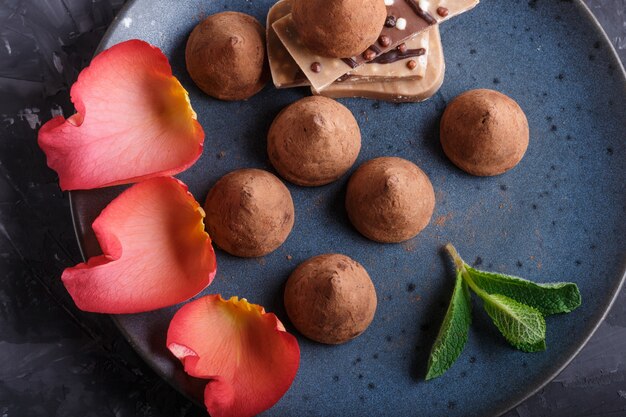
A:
188 5 529 352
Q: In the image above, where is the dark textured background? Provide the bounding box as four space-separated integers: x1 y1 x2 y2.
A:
0 1 624 416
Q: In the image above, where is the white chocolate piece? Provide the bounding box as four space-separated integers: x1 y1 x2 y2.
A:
396 18 407 30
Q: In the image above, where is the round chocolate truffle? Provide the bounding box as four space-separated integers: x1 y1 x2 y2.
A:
185 12 268 101
268 96 361 187
346 157 435 243
204 169 294 257
284 254 377 344
291 0 387 58
440 89 529 176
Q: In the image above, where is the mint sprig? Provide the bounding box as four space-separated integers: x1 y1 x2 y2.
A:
425 244 581 379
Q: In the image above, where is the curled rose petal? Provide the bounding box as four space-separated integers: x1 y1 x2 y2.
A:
62 177 216 313
38 39 204 190
167 295 300 417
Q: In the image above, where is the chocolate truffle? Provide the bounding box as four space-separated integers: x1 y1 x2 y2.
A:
268 96 361 186
440 89 529 176
291 0 387 58
346 157 435 243
284 254 377 344
204 169 294 257
185 12 268 101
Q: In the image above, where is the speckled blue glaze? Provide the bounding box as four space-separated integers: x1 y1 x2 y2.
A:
70 1 626 416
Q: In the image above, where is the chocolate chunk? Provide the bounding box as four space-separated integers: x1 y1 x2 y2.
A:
379 35 391 47
407 60 417 70
362 49 377 61
385 15 397 28
310 62 322 73
398 43 408 53
437 7 449 17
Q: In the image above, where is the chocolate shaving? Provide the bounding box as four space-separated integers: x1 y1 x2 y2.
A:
371 48 425 64
369 44 382 54
404 0 437 25
342 57 359 69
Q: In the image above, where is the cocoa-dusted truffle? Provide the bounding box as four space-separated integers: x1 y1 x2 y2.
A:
346 157 435 243
440 89 529 176
204 169 294 257
186 12 268 101
292 0 387 58
284 254 377 344
268 96 361 187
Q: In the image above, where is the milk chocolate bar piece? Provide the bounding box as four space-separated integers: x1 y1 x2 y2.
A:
267 0 430 87
267 0 308 88
273 0 478 90
267 1 430 88
266 0 430 88
273 15 352 90
313 25 445 102
270 14 430 87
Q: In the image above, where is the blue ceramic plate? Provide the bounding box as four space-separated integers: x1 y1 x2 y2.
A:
70 1 626 416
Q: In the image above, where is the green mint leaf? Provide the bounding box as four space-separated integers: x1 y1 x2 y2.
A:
480 293 546 352
517 338 547 353
425 270 472 380
465 266 581 316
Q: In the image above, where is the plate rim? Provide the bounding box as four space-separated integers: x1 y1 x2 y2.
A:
68 0 626 415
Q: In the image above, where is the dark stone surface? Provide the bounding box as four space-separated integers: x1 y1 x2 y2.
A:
0 1 623 416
